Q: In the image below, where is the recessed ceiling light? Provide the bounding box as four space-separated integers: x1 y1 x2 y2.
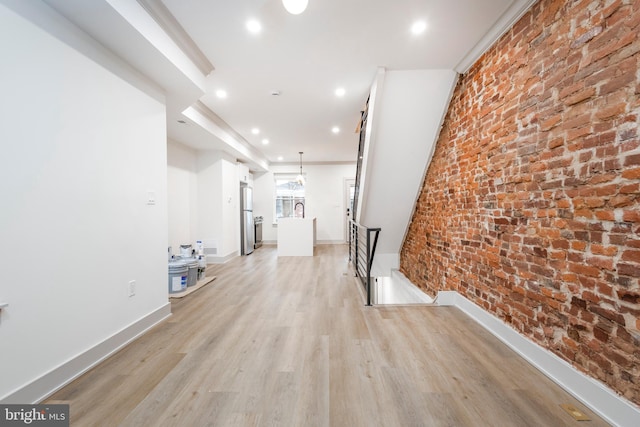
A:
251 128 260 135
335 87 346 97
277 156 284 161
332 126 340 134
282 0 308 15
215 89 227 99
411 20 427 35
262 139 269 145
246 19 262 34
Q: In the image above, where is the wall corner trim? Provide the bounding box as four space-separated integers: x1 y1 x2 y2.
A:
1 303 172 404
435 291 640 427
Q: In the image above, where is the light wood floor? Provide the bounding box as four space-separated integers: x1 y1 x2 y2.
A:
46 245 609 426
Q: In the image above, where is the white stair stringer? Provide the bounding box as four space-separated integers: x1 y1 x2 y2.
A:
356 68 458 276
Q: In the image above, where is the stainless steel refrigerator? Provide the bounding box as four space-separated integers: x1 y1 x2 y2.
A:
240 185 254 255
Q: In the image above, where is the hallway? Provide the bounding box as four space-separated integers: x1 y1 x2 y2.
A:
46 245 608 426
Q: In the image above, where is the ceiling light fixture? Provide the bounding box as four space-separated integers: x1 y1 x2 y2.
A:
296 152 306 185
215 89 227 99
278 156 283 161
262 139 269 145
411 20 427 35
282 0 308 15
335 87 345 97
251 128 260 135
246 19 262 34
332 126 340 134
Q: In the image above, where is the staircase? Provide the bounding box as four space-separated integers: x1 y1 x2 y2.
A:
355 67 459 276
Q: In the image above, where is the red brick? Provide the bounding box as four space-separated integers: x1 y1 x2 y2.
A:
594 210 615 221
399 0 640 406
609 195 636 207
622 168 640 179
589 173 616 185
591 244 618 257
617 263 640 277
617 290 640 305
624 154 640 166
619 183 640 194
596 103 628 120
585 197 606 208
587 256 614 271
569 263 602 278
599 70 636 96
564 87 596 106
623 210 640 222
621 250 640 263
594 184 617 197
596 281 615 297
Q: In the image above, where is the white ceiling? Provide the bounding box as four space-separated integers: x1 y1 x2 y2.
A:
41 0 535 170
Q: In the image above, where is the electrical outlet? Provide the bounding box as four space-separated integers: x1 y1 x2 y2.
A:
128 280 136 297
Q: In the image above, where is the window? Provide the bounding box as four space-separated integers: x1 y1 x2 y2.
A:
275 174 305 219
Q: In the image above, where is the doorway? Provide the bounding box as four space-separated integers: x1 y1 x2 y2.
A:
344 178 355 242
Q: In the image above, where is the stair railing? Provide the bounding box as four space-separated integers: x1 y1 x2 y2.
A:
348 219 380 306
352 96 369 220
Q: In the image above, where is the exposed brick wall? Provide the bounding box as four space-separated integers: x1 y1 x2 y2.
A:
400 0 640 405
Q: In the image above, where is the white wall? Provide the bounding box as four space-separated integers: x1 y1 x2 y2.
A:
0 3 169 402
222 159 240 256
167 140 198 253
254 164 356 243
196 151 223 259
253 170 277 241
196 151 240 261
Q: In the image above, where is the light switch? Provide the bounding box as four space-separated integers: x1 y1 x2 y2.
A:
128 280 136 297
147 191 156 205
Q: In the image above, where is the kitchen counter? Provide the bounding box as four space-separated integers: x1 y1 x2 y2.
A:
277 217 316 256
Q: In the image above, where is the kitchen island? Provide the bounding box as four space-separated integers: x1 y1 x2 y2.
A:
277 217 316 256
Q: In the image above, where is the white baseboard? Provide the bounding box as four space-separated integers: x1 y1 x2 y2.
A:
316 240 347 245
206 251 238 264
1 303 171 404
262 240 346 246
436 291 640 427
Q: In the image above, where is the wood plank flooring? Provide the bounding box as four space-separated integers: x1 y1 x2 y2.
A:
46 245 610 426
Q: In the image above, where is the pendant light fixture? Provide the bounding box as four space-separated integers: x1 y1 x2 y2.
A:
296 152 306 185
282 0 308 15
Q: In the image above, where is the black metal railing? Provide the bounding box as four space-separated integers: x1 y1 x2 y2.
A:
352 96 369 220
348 219 380 306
